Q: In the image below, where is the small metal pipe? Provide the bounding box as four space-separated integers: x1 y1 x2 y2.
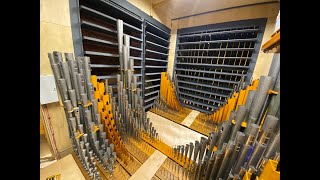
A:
204 155 215 180
58 79 69 100
181 145 185 162
244 90 255 113
188 142 194 168
230 105 247 141
233 174 241 180
256 158 268 176
273 152 280 162
239 167 247 178
193 141 200 163
248 76 273 125
196 157 206 180
244 123 260 146
247 141 267 168
216 121 232 149
216 140 236 179
233 144 252 174
207 132 218 158
208 150 223 180
227 173 234 180
61 62 72 90
223 132 246 179
258 115 279 145
70 117 77 132
199 137 208 162
184 144 189 165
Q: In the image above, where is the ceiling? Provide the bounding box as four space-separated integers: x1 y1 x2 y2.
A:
151 0 279 20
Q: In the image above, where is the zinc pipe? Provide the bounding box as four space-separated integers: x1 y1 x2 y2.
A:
232 144 252 174
263 132 280 159
216 140 236 179
223 132 246 179
268 54 280 89
61 62 73 90
247 76 273 125
208 150 223 180
204 155 215 180
230 105 247 141
216 121 232 149
246 141 267 168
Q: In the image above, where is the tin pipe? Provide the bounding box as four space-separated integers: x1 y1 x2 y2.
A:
263 132 280 158
207 132 219 158
208 150 223 180
248 76 273 125
233 144 252 174
247 141 267 168
216 121 232 149
216 140 236 179
230 105 247 141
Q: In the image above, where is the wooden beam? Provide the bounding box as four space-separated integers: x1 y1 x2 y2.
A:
262 29 280 53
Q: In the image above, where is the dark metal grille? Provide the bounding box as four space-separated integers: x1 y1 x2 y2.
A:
78 0 144 95
72 0 171 110
143 21 170 110
174 19 267 114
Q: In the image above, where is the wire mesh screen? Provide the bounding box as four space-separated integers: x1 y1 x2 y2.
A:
174 19 267 114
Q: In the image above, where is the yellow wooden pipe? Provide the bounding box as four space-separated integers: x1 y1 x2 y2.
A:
98 101 103 113
259 160 280 180
98 82 105 97
94 91 100 100
242 88 249 106
91 75 98 89
237 89 246 108
222 103 229 121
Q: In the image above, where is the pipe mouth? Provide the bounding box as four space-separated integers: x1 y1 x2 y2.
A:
235 131 245 139
250 123 259 128
256 141 267 148
233 174 241 180
216 150 223 158
262 115 279 131
248 115 258 121
248 165 257 174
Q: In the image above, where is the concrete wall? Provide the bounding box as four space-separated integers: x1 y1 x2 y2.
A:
40 0 74 156
166 3 280 80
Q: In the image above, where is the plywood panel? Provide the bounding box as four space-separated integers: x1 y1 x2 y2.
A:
40 21 74 75
43 102 72 153
147 111 205 146
167 29 177 79
153 0 276 20
181 110 200 127
128 0 163 23
173 3 278 30
129 150 167 180
40 0 72 27
40 154 86 180
252 18 276 79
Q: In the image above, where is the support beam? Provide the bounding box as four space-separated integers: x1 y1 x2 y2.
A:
129 150 167 180
181 110 200 127
147 111 205 146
